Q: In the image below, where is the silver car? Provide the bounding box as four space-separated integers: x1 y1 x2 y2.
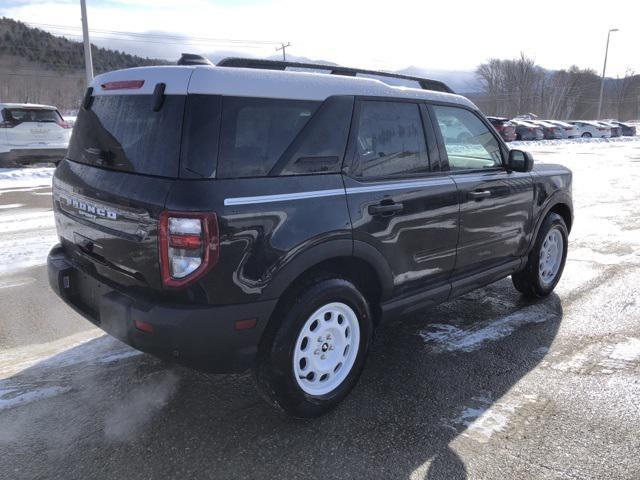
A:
545 120 579 139
568 120 611 138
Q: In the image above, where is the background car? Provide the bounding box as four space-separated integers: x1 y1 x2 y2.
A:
545 120 579 139
0 103 72 167
597 121 622 137
487 116 517 142
604 120 637 137
511 119 544 141
528 120 564 139
568 120 611 138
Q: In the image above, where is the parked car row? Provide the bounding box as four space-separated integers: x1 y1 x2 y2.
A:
487 116 637 142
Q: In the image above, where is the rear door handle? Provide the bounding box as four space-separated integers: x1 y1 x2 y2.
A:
468 190 491 201
368 202 404 216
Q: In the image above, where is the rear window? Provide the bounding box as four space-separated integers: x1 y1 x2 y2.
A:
217 97 319 178
67 94 185 178
2 108 62 126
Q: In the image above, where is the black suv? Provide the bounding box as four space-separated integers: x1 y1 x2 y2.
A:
48 58 573 417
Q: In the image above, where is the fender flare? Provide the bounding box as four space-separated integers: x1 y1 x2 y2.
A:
527 191 573 253
263 239 394 300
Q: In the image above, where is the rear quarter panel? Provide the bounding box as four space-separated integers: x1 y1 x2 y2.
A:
164 174 351 305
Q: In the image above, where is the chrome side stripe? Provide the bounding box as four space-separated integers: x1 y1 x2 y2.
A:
224 178 453 206
224 188 345 206
345 178 452 194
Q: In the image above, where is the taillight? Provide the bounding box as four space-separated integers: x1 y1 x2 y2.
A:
101 80 145 91
0 121 15 128
57 120 72 129
159 211 219 288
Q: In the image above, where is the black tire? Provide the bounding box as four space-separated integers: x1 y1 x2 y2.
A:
512 213 568 298
255 277 373 418
581 132 592 138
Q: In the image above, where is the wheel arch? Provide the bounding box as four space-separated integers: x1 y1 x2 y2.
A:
262 240 393 331
528 193 573 253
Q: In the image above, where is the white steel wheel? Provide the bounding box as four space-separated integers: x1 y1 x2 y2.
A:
538 227 564 287
293 302 360 396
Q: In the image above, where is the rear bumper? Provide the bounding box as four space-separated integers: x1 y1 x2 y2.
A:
0 148 67 165
47 245 277 373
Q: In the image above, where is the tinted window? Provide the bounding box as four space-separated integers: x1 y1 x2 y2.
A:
273 96 354 176
218 97 319 178
2 108 62 125
180 94 222 178
353 101 429 178
432 106 502 170
67 94 185 178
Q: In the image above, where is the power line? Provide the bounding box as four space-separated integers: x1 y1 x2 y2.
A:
24 21 282 47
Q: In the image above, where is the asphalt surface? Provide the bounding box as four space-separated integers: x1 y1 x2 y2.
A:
1 140 639 479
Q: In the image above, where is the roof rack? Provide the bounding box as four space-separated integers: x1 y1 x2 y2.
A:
216 57 454 94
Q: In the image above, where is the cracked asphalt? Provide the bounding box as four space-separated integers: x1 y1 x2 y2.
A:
1 139 639 479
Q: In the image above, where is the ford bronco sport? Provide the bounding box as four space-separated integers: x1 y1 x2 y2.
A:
48 57 573 417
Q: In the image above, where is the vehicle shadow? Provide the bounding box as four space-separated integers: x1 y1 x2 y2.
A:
0 278 562 480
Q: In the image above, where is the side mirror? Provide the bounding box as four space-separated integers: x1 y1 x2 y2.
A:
507 149 534 172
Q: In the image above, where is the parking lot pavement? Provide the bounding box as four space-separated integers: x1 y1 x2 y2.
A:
1 140 639 479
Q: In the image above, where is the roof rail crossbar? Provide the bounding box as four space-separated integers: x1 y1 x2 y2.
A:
216 57 454 94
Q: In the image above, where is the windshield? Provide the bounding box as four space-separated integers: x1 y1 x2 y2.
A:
66 94 185 178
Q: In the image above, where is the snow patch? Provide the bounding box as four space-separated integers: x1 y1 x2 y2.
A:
0 210 54 234
447 393 538 443
419 303 556 353
0 385 71 411
609 338 640 362
0 203 23 210
0 167 54 190
511 136 640 149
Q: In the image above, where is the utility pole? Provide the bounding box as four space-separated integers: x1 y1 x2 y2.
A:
80 0 94 87
597 28 619 119
276 42 291 61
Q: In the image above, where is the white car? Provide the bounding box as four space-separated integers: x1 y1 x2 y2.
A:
0 103 72 167
545 120 579 139
568 120 611 138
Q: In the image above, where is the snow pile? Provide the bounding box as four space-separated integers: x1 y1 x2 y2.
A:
510 135 640 149
0 167 54 190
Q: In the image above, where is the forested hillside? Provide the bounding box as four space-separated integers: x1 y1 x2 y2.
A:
0 17 166 111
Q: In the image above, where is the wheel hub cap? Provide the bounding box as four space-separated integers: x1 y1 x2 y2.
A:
293 302 360 396
538 227 564 287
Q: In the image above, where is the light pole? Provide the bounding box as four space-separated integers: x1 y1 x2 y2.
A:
597 28 619 119
80 0 94 87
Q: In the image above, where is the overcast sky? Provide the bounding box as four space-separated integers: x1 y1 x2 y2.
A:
2 0 638 77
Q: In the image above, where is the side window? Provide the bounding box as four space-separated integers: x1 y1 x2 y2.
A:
432 105 503 170
218 97 319 178
353 101 429 178
273 96 354 176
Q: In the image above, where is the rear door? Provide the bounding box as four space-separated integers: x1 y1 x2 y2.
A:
343 99 459 303
430 104 533 293
1 107 68 148
53 72 191 291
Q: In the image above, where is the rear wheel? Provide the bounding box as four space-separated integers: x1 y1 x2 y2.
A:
581 132 592 138
255 277 373 418
512 213 568 298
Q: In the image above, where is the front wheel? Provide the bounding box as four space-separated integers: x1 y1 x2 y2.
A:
512 213 568 298
255 278 373 418
581 132 592 138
